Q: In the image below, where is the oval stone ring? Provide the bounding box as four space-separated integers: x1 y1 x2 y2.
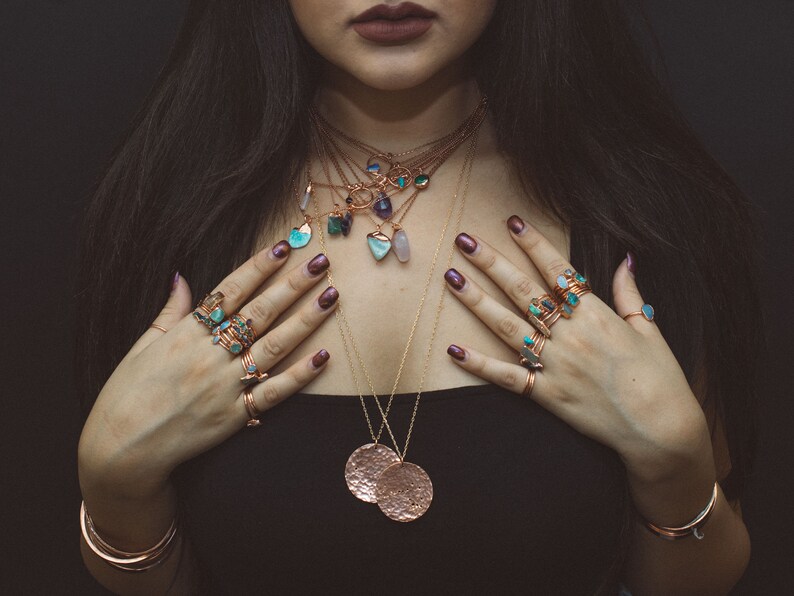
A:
623 303 655 322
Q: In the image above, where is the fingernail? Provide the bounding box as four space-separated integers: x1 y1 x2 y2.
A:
627 251 637 277
307 254 330 275
311 349 330 369
444 268 466 291
271 240 290 259
318 286 339 309
447 344 467 361
170 271 180 294
507 215 525 235
455 233 478 255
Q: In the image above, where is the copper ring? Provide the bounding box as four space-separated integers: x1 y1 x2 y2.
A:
243 388 262 428
211 314 256 356
240 350 269 386
553 268 592 307
192 291 226 330
623 303 655 322
522 368 536 398
149 324 168 333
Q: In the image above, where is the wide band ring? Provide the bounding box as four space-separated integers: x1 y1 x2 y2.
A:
240 350 269 386
212 314 257 355
243 388 263 428
623 304 655 322
193 292 226 330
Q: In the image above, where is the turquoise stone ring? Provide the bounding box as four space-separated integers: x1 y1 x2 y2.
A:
623 304 655 323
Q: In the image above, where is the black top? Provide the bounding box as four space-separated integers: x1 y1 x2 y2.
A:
176 384 628 595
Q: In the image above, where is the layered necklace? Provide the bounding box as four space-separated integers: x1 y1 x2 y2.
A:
288 96 487 265
292 98 485 521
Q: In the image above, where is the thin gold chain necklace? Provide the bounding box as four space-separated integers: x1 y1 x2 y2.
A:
311 125 480 522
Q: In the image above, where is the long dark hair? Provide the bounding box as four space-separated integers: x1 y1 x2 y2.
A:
76 0 761 586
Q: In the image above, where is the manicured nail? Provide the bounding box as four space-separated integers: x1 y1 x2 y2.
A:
307 254 330 275
271 240 290 259
627 251 637 277
455 233 478 255
444 268 466 291
311 349 330 369
507 215 525 235
318 286 339 309
170 271 180 294
447 344 467 361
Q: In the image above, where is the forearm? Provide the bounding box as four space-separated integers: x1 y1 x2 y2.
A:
622 450 750 595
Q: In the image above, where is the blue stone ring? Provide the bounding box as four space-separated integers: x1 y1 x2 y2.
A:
192 292 226 330
623 304 655 322
553 268 592 309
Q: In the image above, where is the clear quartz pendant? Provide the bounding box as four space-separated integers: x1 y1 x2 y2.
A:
299 183 312 211
392 228 410 263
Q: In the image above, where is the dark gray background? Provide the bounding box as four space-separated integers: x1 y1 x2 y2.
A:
2 1 792 592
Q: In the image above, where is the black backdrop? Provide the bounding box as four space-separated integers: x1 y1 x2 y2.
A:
2 1 792 593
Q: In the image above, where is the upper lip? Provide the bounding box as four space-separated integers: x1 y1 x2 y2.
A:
350 2 437 23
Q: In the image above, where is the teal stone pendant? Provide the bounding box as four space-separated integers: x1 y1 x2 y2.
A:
414 173 430 189
288 221 312 248
328 215 343 235
367 231 392 261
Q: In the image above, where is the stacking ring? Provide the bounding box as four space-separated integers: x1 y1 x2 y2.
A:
149 324 168 333
623 304 655 322
518 335 543 370
212 314 256 355
522 368 536 398
240 350 269 386
193 292 226 330
553 268 592 308
243 388 263 428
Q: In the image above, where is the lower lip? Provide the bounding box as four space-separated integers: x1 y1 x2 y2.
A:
351 17 434 43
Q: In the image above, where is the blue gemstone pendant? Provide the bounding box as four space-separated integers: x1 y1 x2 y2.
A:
288 222 312 248
367 231 392 261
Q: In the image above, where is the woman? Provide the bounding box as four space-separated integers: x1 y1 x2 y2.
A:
76 0 760 593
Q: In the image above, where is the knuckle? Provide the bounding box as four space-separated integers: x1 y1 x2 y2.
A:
287 271 304 293
248 296 278 326
260 381 282 408
480 251 497 271
297 308 316 330
250 251 270 277
545 259 569 279
219 279 245 303
509 275 534 300
468 288 485 308
259 335 283 359
501 368 521 388
497 315 520 337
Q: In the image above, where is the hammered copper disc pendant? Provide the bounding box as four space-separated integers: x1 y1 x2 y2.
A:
345 443 401 503
375 461 433 522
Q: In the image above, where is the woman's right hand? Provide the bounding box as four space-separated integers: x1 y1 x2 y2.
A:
78 241 338 501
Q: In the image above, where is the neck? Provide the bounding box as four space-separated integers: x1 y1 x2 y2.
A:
312 59 488 153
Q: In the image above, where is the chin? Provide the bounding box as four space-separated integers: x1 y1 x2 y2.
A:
333 54 445 92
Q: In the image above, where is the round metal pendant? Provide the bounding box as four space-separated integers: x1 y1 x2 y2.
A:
345 443 401 503
375 461 433 522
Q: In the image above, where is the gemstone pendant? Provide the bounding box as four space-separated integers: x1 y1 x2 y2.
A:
299 184 312 211
373 192 393 219
392 228 410 263
341 212 353 237
367 231 392 261
328 215 343 235
288 222 311 248
414 174 430 189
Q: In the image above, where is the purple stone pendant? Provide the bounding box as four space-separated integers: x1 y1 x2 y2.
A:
373 191 393 219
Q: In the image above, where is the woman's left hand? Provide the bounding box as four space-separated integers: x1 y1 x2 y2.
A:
444 215 714 487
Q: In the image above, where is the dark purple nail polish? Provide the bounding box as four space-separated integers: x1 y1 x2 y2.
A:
307 254 330 275
271 240 290 259
447 344 467 361
507 215 525 235
455 233 478 255
170 271 180 294
318 286 339 309
444 268 466 291
627 251 637 277
311 349 330 369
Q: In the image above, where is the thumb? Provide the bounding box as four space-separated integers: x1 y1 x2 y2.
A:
129 272 194 356
612 253 656 334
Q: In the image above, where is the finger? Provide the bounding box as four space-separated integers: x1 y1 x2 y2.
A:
238 253 330 335
507 215 577 292
129 273 193 357
443 268 534 351
236 348 331 425
208 240 292 315
446 343 536 396
454 232 548 311
246 285 338 370
612 253 658 336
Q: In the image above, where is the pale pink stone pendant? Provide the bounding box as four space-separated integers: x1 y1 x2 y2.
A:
391 227 411 263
